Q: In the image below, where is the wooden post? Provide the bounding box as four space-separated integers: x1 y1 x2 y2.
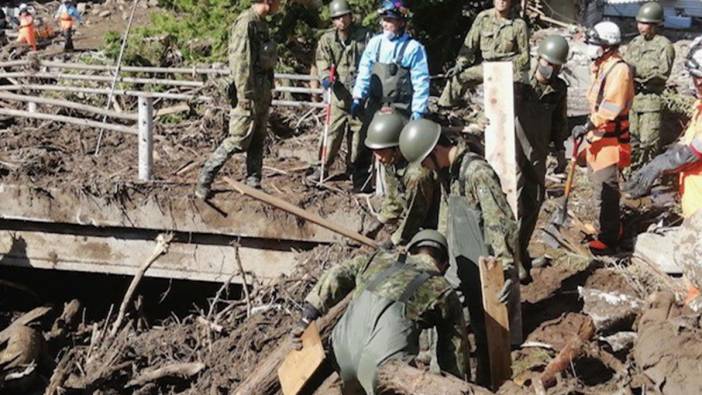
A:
478 256 512 389
483 62 519 220
138 96 154 181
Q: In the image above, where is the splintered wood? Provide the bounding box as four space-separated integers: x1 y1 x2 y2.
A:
483 61 519 220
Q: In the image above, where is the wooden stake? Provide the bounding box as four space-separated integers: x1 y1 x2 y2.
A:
224 177 379 248
483 62 518 219
137 96 154 181
478 256 512 389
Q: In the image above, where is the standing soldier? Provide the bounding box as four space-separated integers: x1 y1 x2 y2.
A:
350 0 429 191
398 119 521 386
438 0 529 108
624 2 675 169
16 4 37 52
196 0 280 198
572 21 634 255
515 35 569 277
54 0 82 52
308 0 371 183
293 230 470 393
364 111 440 247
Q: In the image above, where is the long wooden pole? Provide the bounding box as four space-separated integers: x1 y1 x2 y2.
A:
0 71 205 88
0 91 138 121
0 108 137 135
224 177 379 248
0 84 197 100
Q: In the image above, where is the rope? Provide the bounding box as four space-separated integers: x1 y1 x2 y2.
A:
94 0 140 156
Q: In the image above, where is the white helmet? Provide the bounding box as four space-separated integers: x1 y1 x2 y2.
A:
686 36 702 78
18 3 28 12
586 21 622 46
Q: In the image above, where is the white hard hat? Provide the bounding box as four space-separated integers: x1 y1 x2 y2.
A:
586 21 622 46
18 3 28 11
686 36 702 78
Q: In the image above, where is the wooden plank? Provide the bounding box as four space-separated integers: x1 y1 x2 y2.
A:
483 61 518 219
0 71 205 88
0 108 137 134
0 91 138 121
0 84 198 100
225 177 379 248
278 322 326 395
478 256 512 389
0 230 297 283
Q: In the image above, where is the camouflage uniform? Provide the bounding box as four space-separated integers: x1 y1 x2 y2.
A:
675 209 702 311
437 142 521 385
624 34 675 169
438 8 530 107
316 24 372 173
197 7 276 190
377 160 440 246
515 71 568 268
305 250 469 393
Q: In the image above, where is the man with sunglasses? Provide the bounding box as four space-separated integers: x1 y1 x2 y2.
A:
438 0 529 108
571 21 634 255
514 34 569 279
309 0 372 184
350 0 429 191
623 2 675 170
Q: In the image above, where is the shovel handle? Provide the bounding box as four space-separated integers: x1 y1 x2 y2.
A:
563 136 583 199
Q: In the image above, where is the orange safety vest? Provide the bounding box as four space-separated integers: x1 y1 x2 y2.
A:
59 11 74 31
17 14 37 50
585 52 635 171
680 101 702 218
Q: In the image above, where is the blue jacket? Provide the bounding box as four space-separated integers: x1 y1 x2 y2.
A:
352 32 430 116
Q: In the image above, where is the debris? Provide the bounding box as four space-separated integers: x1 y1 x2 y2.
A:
0 307 52 345
539 316 595 389
633 228 683 274
598 331 636 353
126 362 205 387
579 287 644 334
376 360 492 395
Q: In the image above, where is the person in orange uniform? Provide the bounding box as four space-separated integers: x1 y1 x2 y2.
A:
626 36 702 219
572 21 634 255
16 4 37 52
55 0 81 51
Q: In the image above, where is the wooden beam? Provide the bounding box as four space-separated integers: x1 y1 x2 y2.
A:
0 59 31 68
0 108 137 134
224 177 379 248
40 61 228 75
0 84 198 100
483 61 518 219
0 71 205 88
478 256 512 389
0 91 138 121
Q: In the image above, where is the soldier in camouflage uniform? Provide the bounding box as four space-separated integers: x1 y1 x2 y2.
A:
195 0 280 198
398 119 521 386
675 209 702 312
308 0 372 182
293 230 470 393
438 0 530 108
515 35 569 277
623 2 675 169
364 111 440 246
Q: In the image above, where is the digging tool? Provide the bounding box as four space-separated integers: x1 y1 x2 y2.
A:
542 136 583 248
319 64 336 185
224 177 379 248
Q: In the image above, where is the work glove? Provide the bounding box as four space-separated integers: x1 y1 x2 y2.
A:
445 59 468 79
625 144 700 198
410 112 423 121
571 120 594 141
291 303 321 350
350 99 363 118
321 77 333 90
496 278 513 304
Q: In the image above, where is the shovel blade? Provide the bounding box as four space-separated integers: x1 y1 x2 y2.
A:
541 206 569 249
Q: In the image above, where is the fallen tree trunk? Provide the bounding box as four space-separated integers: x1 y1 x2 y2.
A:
233 294 351 395
376 360 493 395
539 317 595 389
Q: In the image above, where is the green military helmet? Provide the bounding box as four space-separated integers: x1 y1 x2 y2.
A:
538 35 570 65
637 2 664 24
407 229 448 255
365 111 409 150
398 119 442 164
330 0 352 18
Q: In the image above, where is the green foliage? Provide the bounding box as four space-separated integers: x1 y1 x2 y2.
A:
101 0 494 72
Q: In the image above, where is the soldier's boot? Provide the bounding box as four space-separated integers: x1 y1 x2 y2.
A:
245 175 261 189
195 143 236 199
195 170 215 200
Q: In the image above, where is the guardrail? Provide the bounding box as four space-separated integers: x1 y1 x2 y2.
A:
0 60 328 181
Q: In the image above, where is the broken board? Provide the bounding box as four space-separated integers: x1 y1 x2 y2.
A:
483 61 518 219
278 322 326 395
478 256 512 389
